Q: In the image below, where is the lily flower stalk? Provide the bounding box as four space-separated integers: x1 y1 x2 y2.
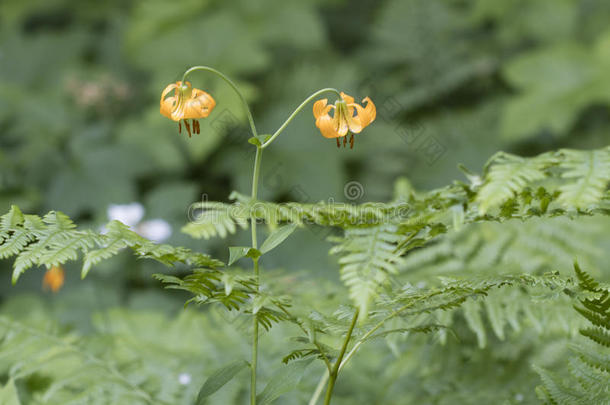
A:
159 66 376 405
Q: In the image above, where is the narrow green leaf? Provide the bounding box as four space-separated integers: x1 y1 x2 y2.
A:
259 224 298 254
248 137 262 146
257 358 313 405
196 360 250 404
228 246 261 266
81 258 93 279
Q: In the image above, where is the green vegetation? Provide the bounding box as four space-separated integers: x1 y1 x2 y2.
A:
1 0 609 404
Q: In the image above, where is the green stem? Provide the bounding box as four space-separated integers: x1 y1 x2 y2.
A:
338 296 437 372
309 297 424 405
322 309 359 405
251 258 260 405
184 65 262 404
308 371 329 405
261 88 342 149
250 145 263 405
181 66 258 138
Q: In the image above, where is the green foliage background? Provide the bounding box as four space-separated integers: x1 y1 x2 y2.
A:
1 0 609 403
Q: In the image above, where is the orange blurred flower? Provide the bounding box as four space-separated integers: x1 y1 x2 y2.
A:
43 266 65 293
160 81 216 137
313 92 376 148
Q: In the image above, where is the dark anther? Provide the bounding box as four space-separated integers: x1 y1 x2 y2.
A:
336 138 341 148
350 133 354 149
193 120 200 134
184 120 192 137
178 121 182 133
343 136 347 147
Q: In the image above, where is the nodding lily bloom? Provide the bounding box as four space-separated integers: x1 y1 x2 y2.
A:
43 265 65 293
313 92 376 149
160 81 216 137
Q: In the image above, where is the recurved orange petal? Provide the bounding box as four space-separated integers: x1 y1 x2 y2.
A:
353 97 376 128
161 82 179 100
340 92 355 104
313 98 332 119
160 96 177 119
183 90 216 119
317 114 342 138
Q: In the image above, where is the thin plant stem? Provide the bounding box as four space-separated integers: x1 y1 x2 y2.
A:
261 88 342 149
338 296 437 372
183 65 262 404
250 145 263 405
322 309 359 405
181 66 258 138
308 371 329 405
251 258 260 405
309 296 428 405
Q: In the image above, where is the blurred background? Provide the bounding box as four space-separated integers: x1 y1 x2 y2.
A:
1 0 610 404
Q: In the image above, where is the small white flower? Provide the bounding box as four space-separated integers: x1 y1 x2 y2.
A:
137 219 172 243
178 373 192 385
107 203 144 227
105 203 171 243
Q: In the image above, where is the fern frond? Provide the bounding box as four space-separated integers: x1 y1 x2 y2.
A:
229 191 412 228
579 327 610 348
574 344 610 374
476 152 556 214
0 317 156 405
534 366 584 405
182 201 248 239
282 348 320 364
558 148 610 210
330 225 405 317
373 273 575 342
155 270 290 331
0 206 223 282
363 324 449 341
536 265 610 404
178 147 610 257
574 261 602 292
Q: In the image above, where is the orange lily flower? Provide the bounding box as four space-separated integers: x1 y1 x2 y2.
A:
313 92 376 149
43 265 65 293
160 81 216 137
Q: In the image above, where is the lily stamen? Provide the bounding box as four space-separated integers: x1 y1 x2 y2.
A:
193 119 200 134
